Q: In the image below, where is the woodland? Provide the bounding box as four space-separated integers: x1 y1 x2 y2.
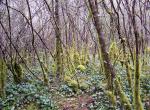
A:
0 0 150 110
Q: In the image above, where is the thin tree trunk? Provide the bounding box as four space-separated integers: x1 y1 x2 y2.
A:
132 0 143 109
55 0 63 80
26 0 48 85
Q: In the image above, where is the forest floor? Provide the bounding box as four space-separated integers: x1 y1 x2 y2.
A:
1 63 150 110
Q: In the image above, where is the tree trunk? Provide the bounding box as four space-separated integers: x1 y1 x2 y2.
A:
132 0 144 110
0 59 7 99
55 0 63 80
88 0 115 90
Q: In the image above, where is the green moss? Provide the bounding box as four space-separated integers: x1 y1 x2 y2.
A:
0 59 7 98
64 75 71 81
42 63 49 85
114 78 132 110
133 58 144 110
73 52 80 67
64 76 78 92
109 41 119 60
52 63 56 75
80 83 89 91
68 80 78 87
76 65 86 72
55 36 63 80
43 72 49 85
126 63 132 89
13 62 23 84
106 91 116 107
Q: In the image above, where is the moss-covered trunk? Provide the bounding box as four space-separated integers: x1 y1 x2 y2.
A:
13 62 23 84
88 0 115 90
114 78 132 110
0 59 7 99
55 0 63 80
125 62 132 88
132 0 144 109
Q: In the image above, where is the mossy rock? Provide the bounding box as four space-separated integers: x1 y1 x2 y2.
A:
64 76 78 92
80 83 89 91
64 76 72 82
76 65 86 72
68 80 78 88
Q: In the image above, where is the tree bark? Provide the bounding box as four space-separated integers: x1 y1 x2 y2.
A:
55 0 63 80
132 0 143 109
88 0 115 90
